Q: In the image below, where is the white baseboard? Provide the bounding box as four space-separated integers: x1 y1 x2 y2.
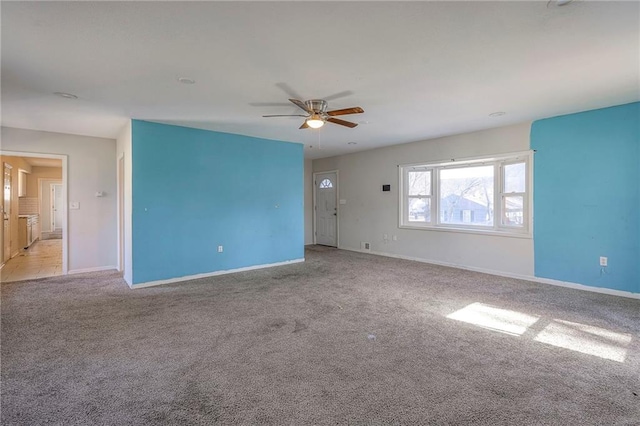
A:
340 247 640 300
129 258 306 289
68 265 117 275
528 276 640 300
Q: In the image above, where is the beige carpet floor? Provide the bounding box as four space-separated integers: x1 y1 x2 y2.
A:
2 246 639 425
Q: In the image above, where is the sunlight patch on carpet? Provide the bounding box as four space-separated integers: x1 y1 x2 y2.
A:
534 319 631 362
446 302 540 336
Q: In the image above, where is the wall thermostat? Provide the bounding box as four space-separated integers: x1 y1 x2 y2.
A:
382 184 391 192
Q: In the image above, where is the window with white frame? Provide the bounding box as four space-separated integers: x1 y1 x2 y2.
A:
399 152 531 235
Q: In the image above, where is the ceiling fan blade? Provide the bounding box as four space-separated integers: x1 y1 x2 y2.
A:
275 82 303 100
289 99 311 113
299 121 309 129
327 117 358 128
326 107 364 116
322 90 354 101
262 114 308 118
250 102 294 107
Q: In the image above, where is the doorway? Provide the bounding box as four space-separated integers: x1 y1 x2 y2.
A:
0 150 67 281
39 179 62 240
314 170 338 247
51 184 64 233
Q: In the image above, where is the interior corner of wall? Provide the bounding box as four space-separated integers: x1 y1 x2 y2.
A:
118 119 131 136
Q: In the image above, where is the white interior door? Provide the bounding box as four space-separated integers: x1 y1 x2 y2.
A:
51 184 63 231
3 163 13 263
315 171 337 247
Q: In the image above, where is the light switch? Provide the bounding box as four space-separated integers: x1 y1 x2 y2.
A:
339 199 347 205
70 202 80 210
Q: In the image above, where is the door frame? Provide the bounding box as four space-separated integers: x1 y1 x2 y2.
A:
117 153 124 273
2 162 13 264
0 150 68 274
312 169 339 247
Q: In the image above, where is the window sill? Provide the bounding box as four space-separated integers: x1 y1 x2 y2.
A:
398 224 532 239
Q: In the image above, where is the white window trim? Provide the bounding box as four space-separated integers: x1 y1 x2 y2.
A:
403 166 434 225
398 151 533 238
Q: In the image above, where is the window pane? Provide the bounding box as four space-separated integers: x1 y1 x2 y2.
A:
439 166 494 226
504 162 525 193
319 178 333 189
408 197 430 222
407 170 430 196
503 195 524 226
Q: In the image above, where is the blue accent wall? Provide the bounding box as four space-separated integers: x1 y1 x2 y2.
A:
531 102 639 293
131 120 304 284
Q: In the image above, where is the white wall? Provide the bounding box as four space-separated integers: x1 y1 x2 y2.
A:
1 127 117 272
313 122 534 277
116 121 133 285
304 158 313 245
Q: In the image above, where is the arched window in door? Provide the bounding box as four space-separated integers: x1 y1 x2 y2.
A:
319 178 333 189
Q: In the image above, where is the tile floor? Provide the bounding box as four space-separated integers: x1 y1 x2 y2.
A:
1 239 62 282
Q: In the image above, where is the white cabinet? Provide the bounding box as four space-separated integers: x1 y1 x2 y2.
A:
32 216 40 244
18 217 28 248
18 170 28 197
18 215 39 249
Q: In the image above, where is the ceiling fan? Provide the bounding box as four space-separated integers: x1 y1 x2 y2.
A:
263 99 364 129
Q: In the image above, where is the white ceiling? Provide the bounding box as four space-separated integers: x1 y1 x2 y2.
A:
2 1 638 159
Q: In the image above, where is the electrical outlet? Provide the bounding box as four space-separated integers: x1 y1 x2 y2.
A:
392 235 397 241
599 256 607 267
218 245 224 253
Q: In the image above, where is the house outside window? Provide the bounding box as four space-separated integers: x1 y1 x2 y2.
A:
399 151 532 237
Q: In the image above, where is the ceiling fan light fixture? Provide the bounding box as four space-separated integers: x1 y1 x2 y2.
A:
306 114 325 129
